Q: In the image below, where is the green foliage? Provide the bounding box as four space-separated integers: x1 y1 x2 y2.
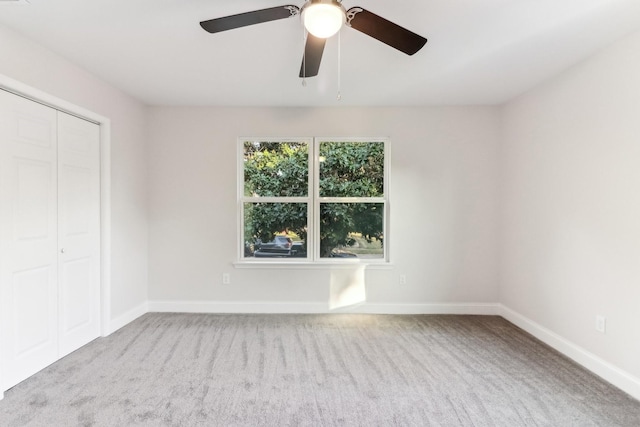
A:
244 202 307 244
244 141 308 197
243 141 384 257
319 203 383 257
319 141 384 198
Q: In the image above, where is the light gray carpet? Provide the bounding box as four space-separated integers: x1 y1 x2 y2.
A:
1 313 639 426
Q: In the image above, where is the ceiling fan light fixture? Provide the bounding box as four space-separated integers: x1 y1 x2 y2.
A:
302 0 346 38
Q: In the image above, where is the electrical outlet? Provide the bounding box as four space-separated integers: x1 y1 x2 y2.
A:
222 273 231 285
399 274 407 285
595 315 606 333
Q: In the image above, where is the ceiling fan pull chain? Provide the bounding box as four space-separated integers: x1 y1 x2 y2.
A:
337 29 342 101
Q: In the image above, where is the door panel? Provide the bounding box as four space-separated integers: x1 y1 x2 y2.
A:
0 90 59 390
60 257 92 333
60 165 92 236
12 267 54 355
15 159 52 240
57 112 100 358
16 116 53 147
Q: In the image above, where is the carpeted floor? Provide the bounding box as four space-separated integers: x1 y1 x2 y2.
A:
0 313 639 426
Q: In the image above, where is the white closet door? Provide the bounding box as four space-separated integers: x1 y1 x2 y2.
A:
57 112 100 357
0 90 59 389
0 91 101 392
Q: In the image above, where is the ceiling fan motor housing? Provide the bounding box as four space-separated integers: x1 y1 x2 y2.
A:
301 0 346 38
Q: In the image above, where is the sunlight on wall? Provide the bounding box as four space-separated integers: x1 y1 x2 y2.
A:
329 266 367 310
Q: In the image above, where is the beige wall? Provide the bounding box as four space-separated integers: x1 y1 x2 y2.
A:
147 107 501 307
500 29 640 380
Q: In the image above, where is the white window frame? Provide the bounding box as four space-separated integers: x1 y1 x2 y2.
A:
237 136 390 265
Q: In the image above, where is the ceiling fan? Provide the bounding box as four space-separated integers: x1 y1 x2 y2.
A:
199 0 428 78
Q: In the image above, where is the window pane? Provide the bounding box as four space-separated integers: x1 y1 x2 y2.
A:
319 203 384 259
243 202 307 258
319 141 384 197
244 141 308 197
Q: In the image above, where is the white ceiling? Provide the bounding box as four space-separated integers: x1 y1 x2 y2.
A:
1 0 640 106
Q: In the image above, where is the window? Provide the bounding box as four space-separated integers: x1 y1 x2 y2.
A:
240 137 388 263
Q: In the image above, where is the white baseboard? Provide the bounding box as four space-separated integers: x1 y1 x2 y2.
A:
147 300 501 315
498 304 640 401
339 302 500 315
105 301 149 336
148 300 327 313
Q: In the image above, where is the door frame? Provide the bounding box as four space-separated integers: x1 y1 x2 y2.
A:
0 74 112 341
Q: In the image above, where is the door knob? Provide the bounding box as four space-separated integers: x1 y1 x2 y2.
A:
60 248 65 254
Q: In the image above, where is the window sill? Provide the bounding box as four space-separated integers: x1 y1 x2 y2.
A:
233 260 394 270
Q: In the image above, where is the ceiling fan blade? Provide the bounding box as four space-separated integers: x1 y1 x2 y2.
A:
346 7 427 55
200 5 300 34
299 34 326 78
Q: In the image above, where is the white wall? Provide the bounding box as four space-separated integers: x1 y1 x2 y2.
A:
0 24 149 325
500 29 640 380
147 107 500 310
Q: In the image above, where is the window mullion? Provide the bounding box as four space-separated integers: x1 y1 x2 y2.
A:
318 197 386 203
312 137 319 261
242 196 311 203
